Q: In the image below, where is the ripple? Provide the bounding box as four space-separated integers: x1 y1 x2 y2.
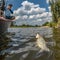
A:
0 27 55 60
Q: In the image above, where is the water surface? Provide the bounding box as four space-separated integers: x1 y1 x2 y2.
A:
0 27 59 60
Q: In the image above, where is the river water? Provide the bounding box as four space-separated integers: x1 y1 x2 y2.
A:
0 27 60 60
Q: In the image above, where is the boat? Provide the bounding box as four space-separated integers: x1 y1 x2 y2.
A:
0 0 15 34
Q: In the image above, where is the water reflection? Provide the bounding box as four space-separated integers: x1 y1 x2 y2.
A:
0 27 56 60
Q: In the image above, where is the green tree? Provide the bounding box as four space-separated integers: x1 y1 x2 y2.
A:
49 0 60 27
42 22 49 26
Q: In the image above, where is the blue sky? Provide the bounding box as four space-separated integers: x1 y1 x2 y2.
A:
7 0 49 11
6 0 52 25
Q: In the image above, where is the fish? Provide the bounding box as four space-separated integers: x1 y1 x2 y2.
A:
36 33 50 52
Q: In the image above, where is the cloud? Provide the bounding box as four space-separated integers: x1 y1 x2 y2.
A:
14 1 52 26
46 0 49 4
48 6 51 11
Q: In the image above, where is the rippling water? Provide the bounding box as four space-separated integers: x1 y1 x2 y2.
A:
0 27 58 60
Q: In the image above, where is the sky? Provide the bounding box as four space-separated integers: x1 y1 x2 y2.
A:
6 0 52 26
7 0 49 11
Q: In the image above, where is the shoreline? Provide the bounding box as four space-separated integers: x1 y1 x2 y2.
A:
10 26 50 28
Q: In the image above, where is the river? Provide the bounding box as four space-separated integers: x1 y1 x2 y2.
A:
0 27 60 60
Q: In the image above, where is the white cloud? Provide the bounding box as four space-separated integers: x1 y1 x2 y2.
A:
21 1 39 9
48 6 51 11
46 0 49 4
14 1 52 26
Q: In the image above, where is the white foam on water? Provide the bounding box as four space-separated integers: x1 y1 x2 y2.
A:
12 44 19 47
11 38 18 41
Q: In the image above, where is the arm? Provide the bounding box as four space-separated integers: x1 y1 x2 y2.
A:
10 9 13 14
